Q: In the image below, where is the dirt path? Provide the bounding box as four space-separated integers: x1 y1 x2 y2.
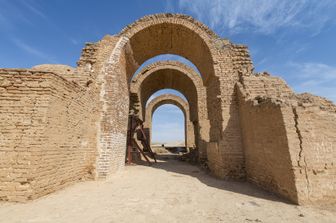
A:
0 156 335 223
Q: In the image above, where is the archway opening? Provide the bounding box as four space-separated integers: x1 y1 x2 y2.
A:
129 60 206 157
131 61 201 122
97 14 222 178
151 104 186 153
145 92 194 148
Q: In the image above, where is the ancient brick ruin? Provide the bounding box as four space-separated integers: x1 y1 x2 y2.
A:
0 14 335 204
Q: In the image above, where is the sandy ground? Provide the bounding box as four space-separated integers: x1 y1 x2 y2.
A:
0 155 335 223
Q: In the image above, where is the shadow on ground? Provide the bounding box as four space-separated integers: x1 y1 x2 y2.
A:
135 153 292 205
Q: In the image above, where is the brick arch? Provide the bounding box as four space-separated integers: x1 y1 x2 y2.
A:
129 60 209 157
145 94 195 149
96 13 229 178
119 13 218 83
130 60 207 121
130 54 203 82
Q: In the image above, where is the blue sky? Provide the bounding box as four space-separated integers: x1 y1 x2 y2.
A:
1 0 336 143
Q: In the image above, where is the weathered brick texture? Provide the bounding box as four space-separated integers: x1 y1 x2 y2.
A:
237 76 336 204
237 90 298 202
285 95 336 204
0 69 97 201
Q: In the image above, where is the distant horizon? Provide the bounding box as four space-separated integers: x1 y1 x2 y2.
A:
151 138 185 145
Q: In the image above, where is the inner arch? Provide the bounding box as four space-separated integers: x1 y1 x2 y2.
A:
130 61 206 123
131 54 201 81
147 89 187 106
145 94 195 149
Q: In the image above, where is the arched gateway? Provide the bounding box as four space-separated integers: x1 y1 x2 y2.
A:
0 14 335 205
144 94 195 149
129 61 207 154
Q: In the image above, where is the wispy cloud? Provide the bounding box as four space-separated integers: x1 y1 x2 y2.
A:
21 1 79 45
21 0 47 19
0 1 48 30
174 0 336 35
69 38 80 45
0 1 78 46
12 38 56 63
288 62 336 102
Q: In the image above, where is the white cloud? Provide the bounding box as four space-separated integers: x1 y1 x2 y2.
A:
175 0 336 34
21 0 47 19
288 62 336 102
69 38 79 45
0 1 44 29
292 63 336 84
12 38 56 63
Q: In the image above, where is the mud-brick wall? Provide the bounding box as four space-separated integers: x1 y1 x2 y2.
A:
206 44 249 180
0 69 97 202
94 36 131 178
285 103 336 204
237 76 299 203
0 70 50 202
238 74 336 204
240 73 294 99
238 96 299 203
